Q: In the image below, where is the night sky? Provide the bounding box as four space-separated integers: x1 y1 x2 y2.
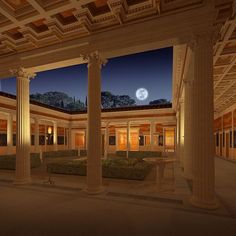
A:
0 47 173 105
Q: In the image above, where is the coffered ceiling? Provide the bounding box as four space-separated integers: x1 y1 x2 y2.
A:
0 0 205 57
213 0 236 113
172 0 236 114
0 0 236 113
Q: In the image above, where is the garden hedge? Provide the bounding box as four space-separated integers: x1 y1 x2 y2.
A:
115 151 162 159
47 158 153 180
43 149 77 158
0 153 41 170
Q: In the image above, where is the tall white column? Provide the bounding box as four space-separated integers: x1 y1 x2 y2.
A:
12 68 35 184
68 124 72 149
163 127 165 152
86 51 106 194
150 120 155 150
179 100 185 167
232 112 234 154
105 122 109 159
7 113 13 154
53 121 57 151
44 125 47 151
86 125 88 150
34 118 40 152
176 110 180 159
183 59 194 180
126 121 130 158
64 127 66 150
190 31 218 209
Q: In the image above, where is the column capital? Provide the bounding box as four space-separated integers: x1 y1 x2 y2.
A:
82 51 107 68
188 28 215 50
10 67 36 80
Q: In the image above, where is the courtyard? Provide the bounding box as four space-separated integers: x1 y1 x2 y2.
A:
0 0 236 234
0 157 235 236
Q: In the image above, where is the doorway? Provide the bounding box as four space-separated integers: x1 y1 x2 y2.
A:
117 129 139 151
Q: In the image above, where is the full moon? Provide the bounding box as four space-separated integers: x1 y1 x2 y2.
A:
136 88 148 101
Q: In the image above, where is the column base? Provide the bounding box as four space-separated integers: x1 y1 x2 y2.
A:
14 177 31 185
190 196 219 210
84 186 104 195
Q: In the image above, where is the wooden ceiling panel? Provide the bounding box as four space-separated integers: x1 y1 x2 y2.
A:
95 0 108 8
30 18 49 33
5 27 24 40
4 0 29 10
56 9 78 25
214 67 225 75
86 1 110 16
35 0 70 11
215 55 233 66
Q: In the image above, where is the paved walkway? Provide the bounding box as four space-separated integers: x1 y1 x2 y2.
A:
215 157 236 216
0 157 235 235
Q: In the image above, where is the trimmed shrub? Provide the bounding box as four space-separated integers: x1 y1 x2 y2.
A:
47 160 87 175
0 153 41 170
116 151 162 159
47 158 153 180
79 150 87 157
43 149 78 158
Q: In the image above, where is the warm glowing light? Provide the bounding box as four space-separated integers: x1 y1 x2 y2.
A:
47 126 52 135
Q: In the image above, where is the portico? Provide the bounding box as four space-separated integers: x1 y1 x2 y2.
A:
0 0 235 210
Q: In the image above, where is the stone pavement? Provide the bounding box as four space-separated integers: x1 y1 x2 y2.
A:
0 157 235 235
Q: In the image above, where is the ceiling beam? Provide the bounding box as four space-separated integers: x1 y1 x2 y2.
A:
214 79 236 102
0 5 212 78
214 56 236 88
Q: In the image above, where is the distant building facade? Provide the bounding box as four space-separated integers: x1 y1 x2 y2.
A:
0 92 176 156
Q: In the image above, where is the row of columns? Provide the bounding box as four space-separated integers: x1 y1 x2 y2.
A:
11 52 104 192
11 38 217 208
6 115 65 154
177 31 218 209
101 120 165 160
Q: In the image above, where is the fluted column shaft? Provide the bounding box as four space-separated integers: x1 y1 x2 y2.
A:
183 56 194 179
183 80 194 179
7 113 13 154
34 118 40 152
176 111 180 159
68 124 72 149
104 122 109 159
191 32 218 209
86 51 106 194
150 121 155 150
232 112 234 151
53 122 57 151
179 101 185 167
86 126 88 150
126 121 130 158
13 68 35 184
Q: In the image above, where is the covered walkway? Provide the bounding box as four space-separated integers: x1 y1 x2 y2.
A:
0 157 235 235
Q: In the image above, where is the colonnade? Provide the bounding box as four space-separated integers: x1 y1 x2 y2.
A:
10 32 218 208
176 31 218 209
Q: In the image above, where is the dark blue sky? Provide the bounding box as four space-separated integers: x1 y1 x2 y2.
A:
1 47 173 105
